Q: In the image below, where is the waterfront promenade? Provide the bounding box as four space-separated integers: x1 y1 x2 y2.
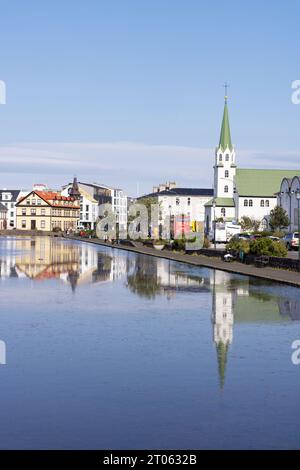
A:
67 236 300 288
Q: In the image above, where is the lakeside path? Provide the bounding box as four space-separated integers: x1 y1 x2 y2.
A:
67 236 300 288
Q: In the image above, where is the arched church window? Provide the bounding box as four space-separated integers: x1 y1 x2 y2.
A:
219 154 222 162
225 170 229 178
225 154 229 161
221 207 226 217
249 200 253 207
224 185 228 193
244 200 248 206
260 200 265 207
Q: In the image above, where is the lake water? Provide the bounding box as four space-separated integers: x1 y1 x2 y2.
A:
0 236 300 449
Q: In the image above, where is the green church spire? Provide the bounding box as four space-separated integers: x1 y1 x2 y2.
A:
218 97 233 152
216 341 229 390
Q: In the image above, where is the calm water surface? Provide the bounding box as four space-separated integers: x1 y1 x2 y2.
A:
0 236 300 449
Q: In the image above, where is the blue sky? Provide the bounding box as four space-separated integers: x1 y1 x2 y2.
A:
0 0 300 195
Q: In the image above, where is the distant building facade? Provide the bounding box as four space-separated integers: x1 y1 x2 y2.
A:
16 190 80 231
61 181 128 232
0 190 26 229
140 183 213 235
0 202 7 230
278 176 300 231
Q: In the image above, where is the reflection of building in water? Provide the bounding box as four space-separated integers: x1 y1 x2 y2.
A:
278 298 300 321
0 237 29 279
0 237 128 291
211 271 236 390
156 259 206 294
126 255 208 299
210 271 252 389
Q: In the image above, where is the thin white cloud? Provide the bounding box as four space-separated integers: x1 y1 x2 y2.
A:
0 142 299 195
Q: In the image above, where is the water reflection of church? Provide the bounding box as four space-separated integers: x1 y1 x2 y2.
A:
210 271 300 389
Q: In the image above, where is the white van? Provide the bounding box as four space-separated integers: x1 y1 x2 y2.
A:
209 222 241 243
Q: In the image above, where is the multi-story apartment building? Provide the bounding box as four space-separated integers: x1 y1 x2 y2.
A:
0 202 7 230
0 190 28 229
16 190 80 231
61 181 128 232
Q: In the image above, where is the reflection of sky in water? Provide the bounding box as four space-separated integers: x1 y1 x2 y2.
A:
0 237 300 449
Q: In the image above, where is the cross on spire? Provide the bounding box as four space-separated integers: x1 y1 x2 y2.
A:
223 82 229 102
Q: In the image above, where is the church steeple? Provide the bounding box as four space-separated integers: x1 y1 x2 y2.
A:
68 176 81 199
214 88 236 199
218 98 233 152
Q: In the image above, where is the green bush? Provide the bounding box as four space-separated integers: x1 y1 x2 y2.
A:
172 238 186 251
249 238 287 257
226 238 250 254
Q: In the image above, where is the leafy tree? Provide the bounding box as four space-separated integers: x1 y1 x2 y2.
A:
269 206 289 231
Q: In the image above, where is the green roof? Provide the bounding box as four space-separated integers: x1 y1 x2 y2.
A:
218 100 233 151
205 197 235 207
235 169 300 197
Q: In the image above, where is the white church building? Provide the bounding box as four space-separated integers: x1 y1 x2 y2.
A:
205 96 299 233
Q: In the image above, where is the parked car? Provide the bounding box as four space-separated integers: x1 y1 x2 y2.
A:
282 232 299 250
230 233 251 241
267 235 281 242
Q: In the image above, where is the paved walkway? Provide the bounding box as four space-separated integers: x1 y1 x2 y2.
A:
67 236 300 287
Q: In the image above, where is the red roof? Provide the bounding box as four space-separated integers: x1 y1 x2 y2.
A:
17 190 80 208
35 191 75 202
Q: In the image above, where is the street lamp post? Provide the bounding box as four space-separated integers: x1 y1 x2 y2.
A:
168 204 172 240
212 199 216 250
296 190 300 266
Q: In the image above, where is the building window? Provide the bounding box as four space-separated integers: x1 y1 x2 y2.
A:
249 199 253 207
41 221 46 229
176 198 180 206
260 200 265 207
31 208 36 215
37 199 41 205
22 220 26 228
41 209 45 216
265 200 269 207
86 205 89 211
225 170 229 178
225 154 229 161
244 200 248 206
32 199 36 205
26 200 30 205
22 208 26 215
221 207 226 217
219 154 222 162
224 185 228 193
187 197 191 206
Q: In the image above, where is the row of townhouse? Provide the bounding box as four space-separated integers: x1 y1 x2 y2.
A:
0 179 128 233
